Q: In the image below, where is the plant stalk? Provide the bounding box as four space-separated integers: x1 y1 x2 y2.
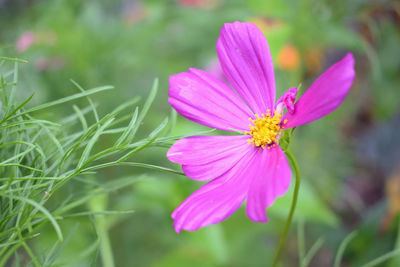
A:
272 150 301 267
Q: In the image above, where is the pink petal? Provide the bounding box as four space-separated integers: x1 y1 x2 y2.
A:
216 21 276 114
275 87 297 114
246 146 291 222
282 53 355 129
172 146 261 233
167 135 250 181
169 68 253 132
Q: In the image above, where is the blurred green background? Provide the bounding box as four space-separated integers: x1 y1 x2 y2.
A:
1 0 400 266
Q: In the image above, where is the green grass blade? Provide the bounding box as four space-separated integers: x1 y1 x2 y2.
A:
361 249 400 267
302 238 324 267
334 231 358 267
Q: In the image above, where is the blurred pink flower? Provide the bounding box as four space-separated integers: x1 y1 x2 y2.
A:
122 0 148 27
16 31 35 52
34 57 66 71
167 21 355 233
177 0 221 9
16 30 57 52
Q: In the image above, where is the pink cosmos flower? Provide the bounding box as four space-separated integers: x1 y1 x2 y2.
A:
167 21 355 233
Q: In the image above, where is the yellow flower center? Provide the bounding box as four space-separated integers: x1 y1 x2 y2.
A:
245 110 284 149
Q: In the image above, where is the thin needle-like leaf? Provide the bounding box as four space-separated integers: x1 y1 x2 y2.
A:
15 85 114 117
0 195 63 241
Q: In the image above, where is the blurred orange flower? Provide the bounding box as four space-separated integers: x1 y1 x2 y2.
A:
277 44 300 71
381 165 400 232
305 48 323 74
250 17 284 33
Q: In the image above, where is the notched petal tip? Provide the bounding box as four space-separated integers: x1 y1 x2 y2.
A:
221 21 256 32
173 222 182 234
246 147 291 223
344 52 355 63
246 210 267 223
171 147 259 233
166 150 183 163
338 52 356 76
344 52 356 80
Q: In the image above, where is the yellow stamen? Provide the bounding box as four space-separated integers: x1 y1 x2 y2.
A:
245 111 282 149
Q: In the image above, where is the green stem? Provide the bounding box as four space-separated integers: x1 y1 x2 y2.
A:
97 217 115 267
272 150 301 267
90 195 115 267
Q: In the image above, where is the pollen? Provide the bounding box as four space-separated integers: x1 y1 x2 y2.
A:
245 110 282 149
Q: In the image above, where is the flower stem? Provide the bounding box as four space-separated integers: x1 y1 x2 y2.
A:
272 150 301 267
